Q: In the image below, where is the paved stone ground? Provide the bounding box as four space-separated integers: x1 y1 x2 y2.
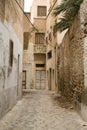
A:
0 90 87 130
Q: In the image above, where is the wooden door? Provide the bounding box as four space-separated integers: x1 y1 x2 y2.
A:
36 70 46 89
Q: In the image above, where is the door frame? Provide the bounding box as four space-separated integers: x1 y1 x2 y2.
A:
36 70 46 89
22 70 26 89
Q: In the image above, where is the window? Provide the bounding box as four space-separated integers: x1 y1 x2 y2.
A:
35 33 45 44
23 32 29 50
9 40 13 67
37 6 47 16
47 51 52 59
36 64 45 67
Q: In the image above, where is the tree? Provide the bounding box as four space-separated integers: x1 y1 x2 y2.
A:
53 0 83 32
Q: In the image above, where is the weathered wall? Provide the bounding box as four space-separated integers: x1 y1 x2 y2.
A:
46 0 58 91
69 15 84 102
57 14 84 101
23 43 34 89
23 13 31 32
34 18 46 32
0 0 5 21
79 0 87 121
0 0 23 118
5 0 23 42
30 0 47 90
57 44 64 93
23 12 35 90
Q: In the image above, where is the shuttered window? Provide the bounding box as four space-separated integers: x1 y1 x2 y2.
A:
23 32 29 50
35 33 45 44
37 6 47 16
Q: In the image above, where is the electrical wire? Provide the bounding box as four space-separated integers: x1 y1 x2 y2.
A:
46 0 57 18
15 0 38 32
14 0 55 48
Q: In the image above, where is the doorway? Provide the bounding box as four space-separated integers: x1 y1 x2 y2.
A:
22 71 26 89
36 70 46 89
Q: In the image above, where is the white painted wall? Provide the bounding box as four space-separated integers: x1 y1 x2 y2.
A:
0 21 23 118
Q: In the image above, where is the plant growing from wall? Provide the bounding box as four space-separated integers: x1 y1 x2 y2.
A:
53 0 84 32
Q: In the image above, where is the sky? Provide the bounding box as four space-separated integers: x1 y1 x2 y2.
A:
24 0 33 12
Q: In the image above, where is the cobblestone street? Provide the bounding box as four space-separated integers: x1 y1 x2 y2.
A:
0 90 86 130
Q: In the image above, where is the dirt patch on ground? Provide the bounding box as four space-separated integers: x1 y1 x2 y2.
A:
52 94 74 110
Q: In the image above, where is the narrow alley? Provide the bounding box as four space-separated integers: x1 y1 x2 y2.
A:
0 90 86 130
1 0 87 128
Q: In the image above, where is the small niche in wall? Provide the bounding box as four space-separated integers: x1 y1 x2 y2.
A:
36 64 45 67
47 50 52 59
9 40 13 67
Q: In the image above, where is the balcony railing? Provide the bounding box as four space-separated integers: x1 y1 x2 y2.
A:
34 44 46 53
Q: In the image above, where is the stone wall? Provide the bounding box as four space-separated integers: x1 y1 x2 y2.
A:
57 14 84 101
53 0 87 121
79 0 87 121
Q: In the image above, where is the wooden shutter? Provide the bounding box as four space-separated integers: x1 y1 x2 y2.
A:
37 6 47 16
